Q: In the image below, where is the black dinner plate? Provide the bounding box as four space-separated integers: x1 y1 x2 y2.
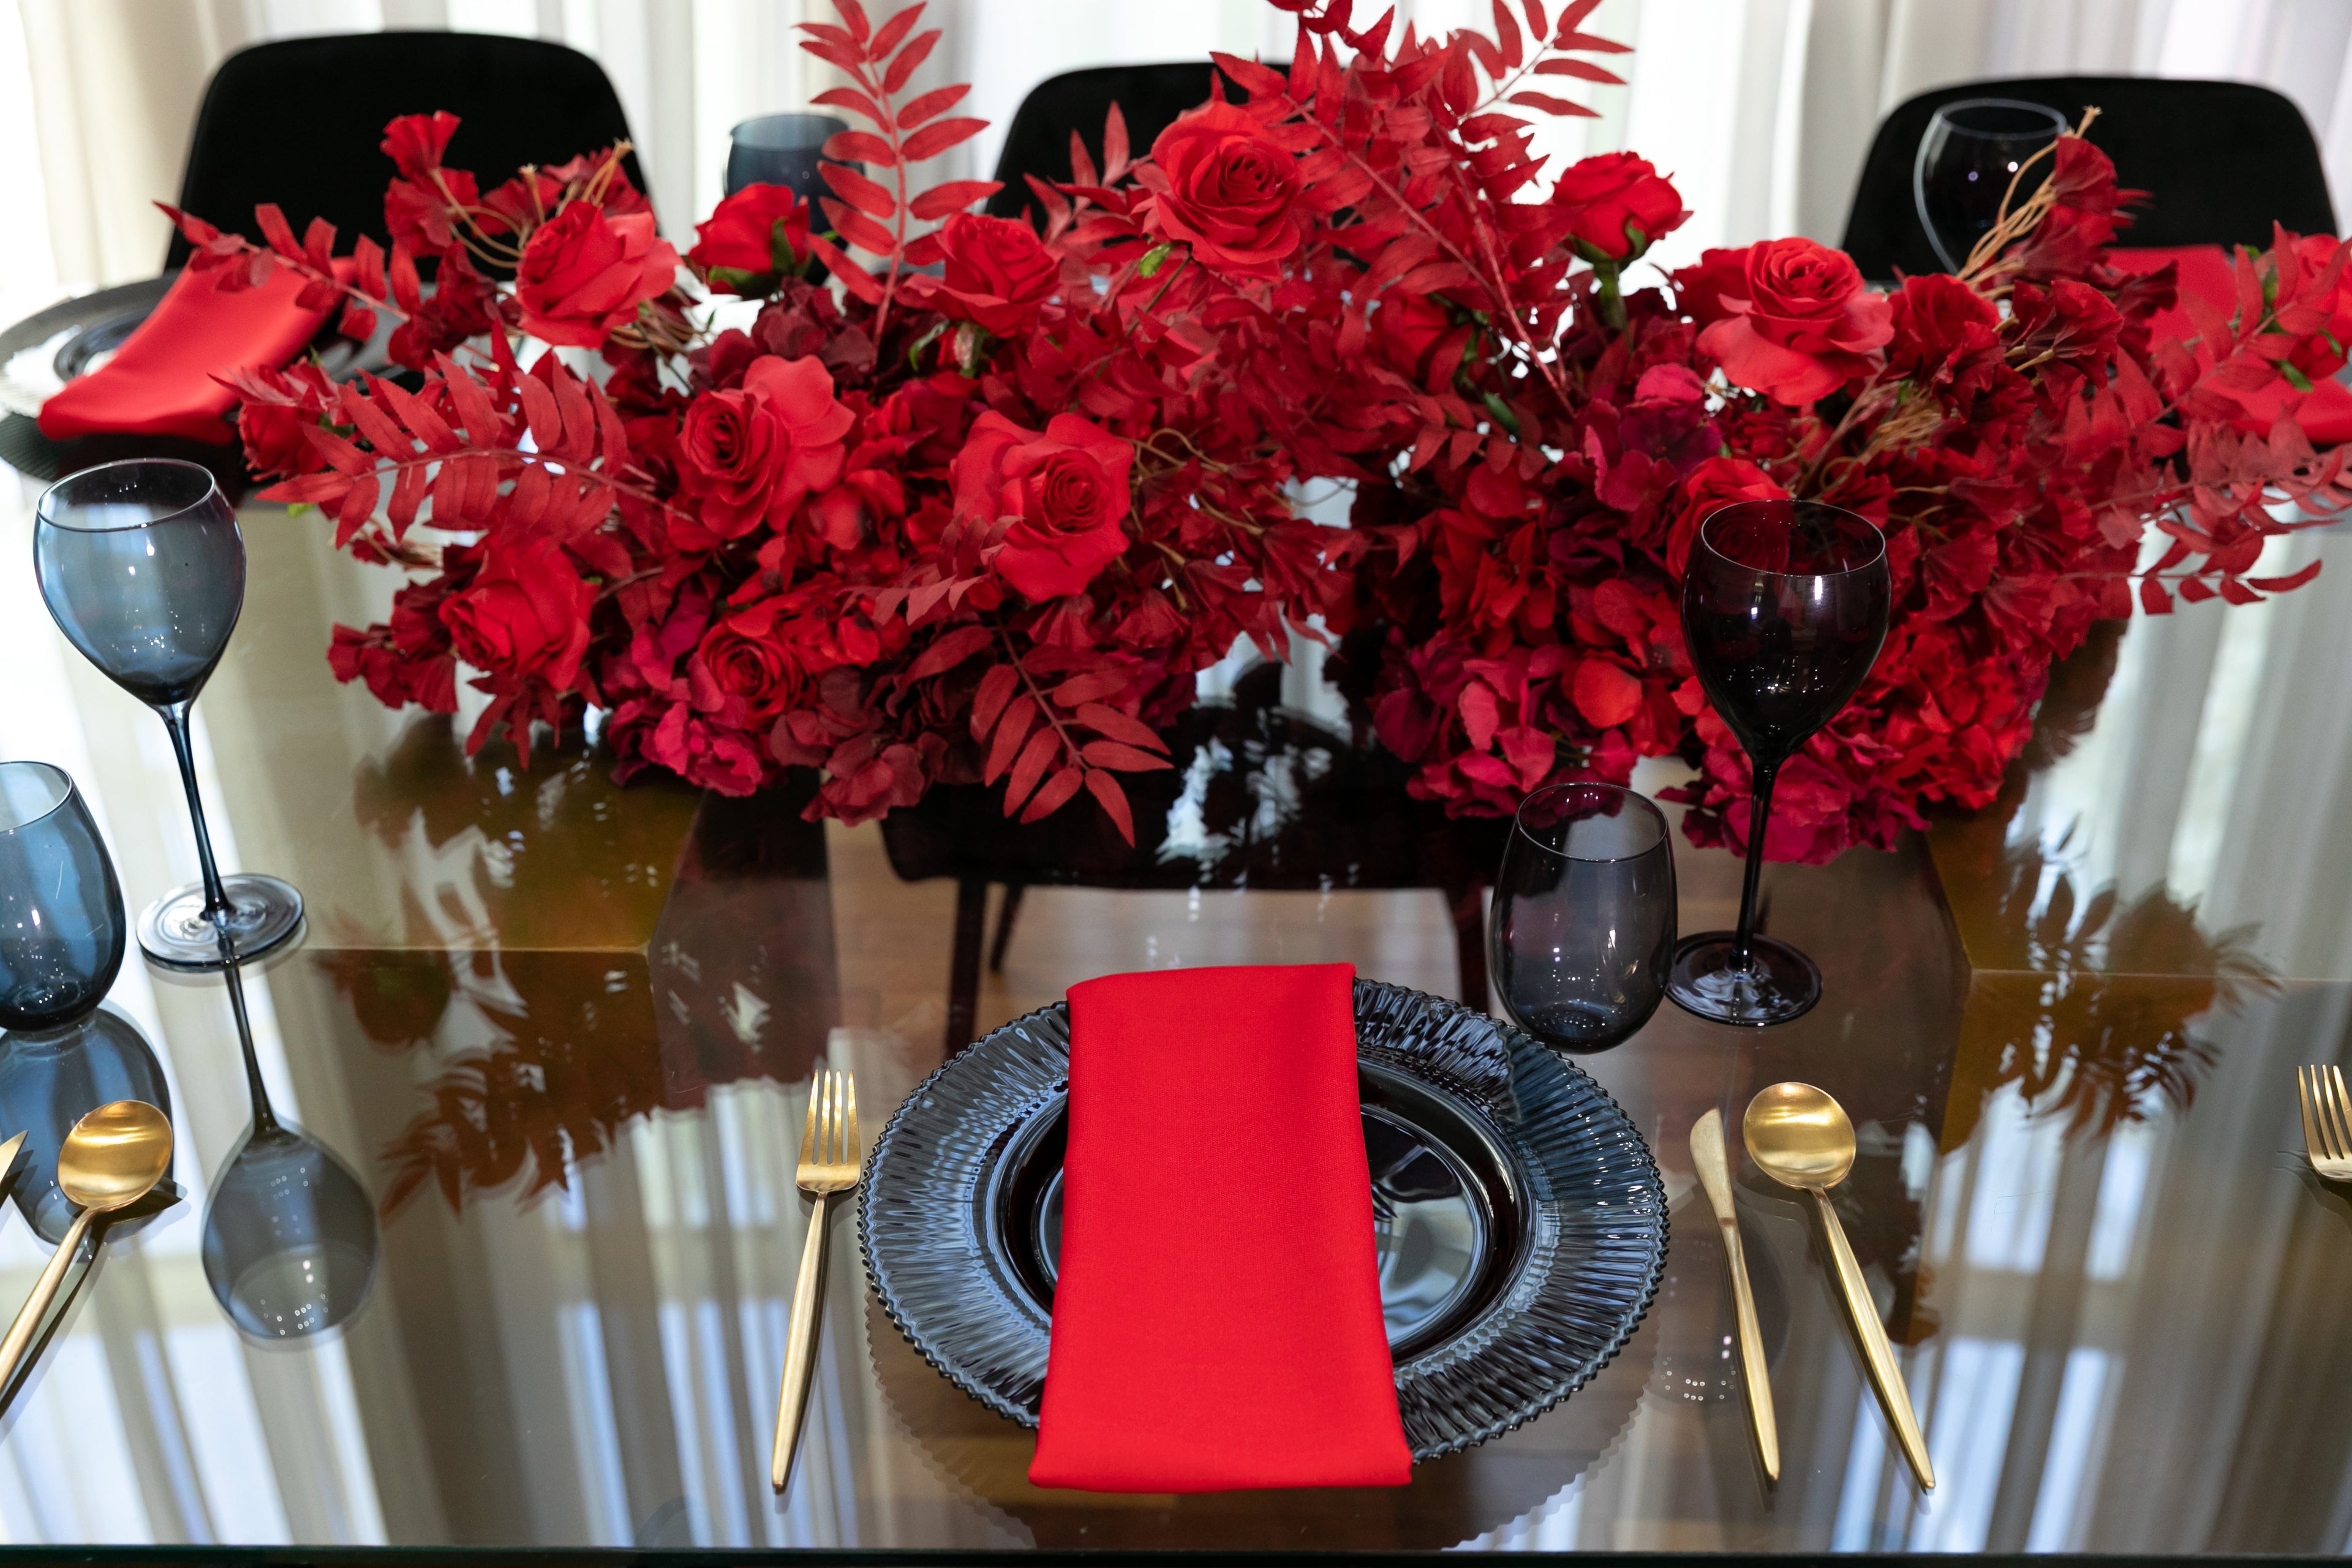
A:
861 977 1668 1461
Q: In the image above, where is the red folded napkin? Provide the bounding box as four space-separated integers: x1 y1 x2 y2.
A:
1029 962 1411 1493
39 261 347 445
2113 243 2352 443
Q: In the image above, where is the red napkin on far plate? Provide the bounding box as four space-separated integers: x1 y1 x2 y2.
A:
1028 962 1411 1493
39 261 347 445
2113 244 2352 444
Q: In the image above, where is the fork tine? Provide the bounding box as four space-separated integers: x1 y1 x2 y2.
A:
2323 1067 2342 1166
843 1073 860 1166
820 1069 839 1167
799 1072 822 1167
2300 1068 2324 1161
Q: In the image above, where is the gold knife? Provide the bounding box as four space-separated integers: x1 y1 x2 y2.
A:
1690 1108 1779 1483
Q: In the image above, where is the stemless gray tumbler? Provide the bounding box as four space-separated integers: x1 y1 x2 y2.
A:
34 459 304 968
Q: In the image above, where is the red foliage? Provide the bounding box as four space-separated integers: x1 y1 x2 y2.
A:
178 0 2352 861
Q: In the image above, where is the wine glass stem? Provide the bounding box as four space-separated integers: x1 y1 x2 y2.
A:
1730 761 1781 970
221 959 279 1133
158 702 232 922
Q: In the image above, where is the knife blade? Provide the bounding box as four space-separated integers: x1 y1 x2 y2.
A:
1691 1107 1779 1483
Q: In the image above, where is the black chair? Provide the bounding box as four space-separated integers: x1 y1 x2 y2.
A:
879 663 1510 1049
167 32 648 268
1841 77 2336 280
986 62 1281 224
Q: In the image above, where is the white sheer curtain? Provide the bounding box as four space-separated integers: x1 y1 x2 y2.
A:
11 0 2352 305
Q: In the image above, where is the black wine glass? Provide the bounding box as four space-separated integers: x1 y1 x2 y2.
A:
726 113 850 200
34 459 304 970
0 762 123 1035
201 956 378 1340
1490 782 1676 1054
1914 98 2069 273
1667 500 1890 1027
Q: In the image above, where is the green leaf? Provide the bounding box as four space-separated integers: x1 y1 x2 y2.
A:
2282 360 2315 392
286 501 314 517
1136 241 1174 279
1480 390 1522 435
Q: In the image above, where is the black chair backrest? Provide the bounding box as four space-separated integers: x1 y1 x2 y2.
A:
167 32 646 269
1841 77 2336 279
987 62 1280 224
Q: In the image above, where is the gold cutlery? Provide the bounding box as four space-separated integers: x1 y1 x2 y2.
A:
1691 1107 1778 1483
772 1068 861 1492
0 1102 172 1392
2298 1065 2352 1182
0 1131 28 1204
1746 1082 1934 1491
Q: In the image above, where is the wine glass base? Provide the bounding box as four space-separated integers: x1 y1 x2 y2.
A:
138 876 304 971
1665 933 1821 1028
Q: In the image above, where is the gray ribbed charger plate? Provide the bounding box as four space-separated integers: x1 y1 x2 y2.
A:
860 978 1667 1461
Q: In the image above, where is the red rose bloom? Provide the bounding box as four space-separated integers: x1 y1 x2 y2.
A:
1697 238 1893 405
1664 456 1789 578
514 201 679 347
952 411 1134 600
1140 101 1303 279
239 402 313 478
676 355 854 541
687 184 812 292
912 213 1059 334
1374 292 1461 384
1673 247 1752 324
691 620 805 721
439 538 594 687
1552 153 1685 261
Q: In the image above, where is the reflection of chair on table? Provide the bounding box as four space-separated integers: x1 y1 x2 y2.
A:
878 664 1510 1049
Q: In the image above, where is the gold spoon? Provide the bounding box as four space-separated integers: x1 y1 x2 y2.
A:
0 1101 173 1393
1744 1082 1934 1490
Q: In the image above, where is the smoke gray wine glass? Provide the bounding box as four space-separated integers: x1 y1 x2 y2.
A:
1490 782 1676 1054
34 459 304 970
201 954 378 1340
1666 500 1890 1027
0 761 124 1035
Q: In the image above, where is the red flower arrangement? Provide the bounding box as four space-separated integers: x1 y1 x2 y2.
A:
173 0 2352 864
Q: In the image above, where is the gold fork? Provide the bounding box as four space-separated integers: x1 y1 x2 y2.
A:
772 1067 862 1492
2299 1065 2352 1182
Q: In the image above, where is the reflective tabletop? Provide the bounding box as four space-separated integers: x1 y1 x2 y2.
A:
0 477 2345 1555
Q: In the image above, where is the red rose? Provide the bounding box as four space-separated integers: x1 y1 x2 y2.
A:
1140 101 1303 279
514 201 679 347
687 184 812 293
1551 153 1685 262
1697 238 1893 405
1674 247 1752 324
239 402 314 478
691 619 805 721
676 355 854 541
952 411 1134 600
1374 292 1463 384
2282 232 2352 381
438 538 594 687
1664 456 1788 578
910 213 1059 335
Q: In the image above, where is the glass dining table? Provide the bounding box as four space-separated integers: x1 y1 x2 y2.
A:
0 467 2343 1558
